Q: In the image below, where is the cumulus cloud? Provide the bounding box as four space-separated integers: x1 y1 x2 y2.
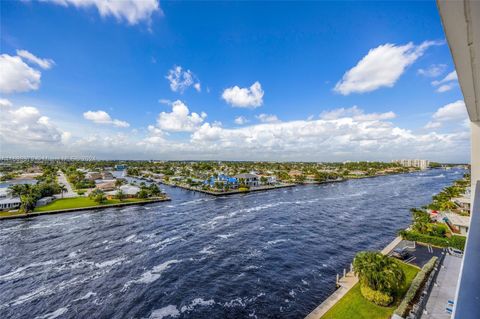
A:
83 110 130 127
189 106 468 162
41 0 160 25
320 106 396 121
334 41 441 95
0 54 41 94
256 113 280 123
166 65 201 93
417 64 446 77
424 100 468 129
234 116 248 125
156 100 207 132
431 71 458 93
222 81 264 108
16 50 54 69
0 99 67 146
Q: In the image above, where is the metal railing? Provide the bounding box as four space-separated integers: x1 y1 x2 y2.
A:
453 181 480 319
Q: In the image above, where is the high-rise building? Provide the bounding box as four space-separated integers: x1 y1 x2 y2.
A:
392 159 430 170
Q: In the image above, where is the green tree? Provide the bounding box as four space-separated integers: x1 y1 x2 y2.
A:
353 251 406 299
59 184 67 198
89 189 106 204
116 189 125 202
20 194 37 214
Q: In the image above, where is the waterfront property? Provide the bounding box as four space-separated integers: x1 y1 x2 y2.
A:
321 261 419 319
0 167 463 318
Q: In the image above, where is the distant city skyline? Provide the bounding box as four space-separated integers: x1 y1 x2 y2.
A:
0 1 470 162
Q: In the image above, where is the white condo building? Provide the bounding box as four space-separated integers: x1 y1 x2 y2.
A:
392 159 430 170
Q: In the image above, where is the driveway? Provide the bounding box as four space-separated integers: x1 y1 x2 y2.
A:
56 170 78 198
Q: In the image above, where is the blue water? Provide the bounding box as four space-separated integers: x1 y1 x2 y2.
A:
0 168 464 319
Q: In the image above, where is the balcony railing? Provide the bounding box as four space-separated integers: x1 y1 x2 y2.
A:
453 181 480 318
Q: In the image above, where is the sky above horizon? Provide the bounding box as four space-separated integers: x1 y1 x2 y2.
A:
0 0 471 163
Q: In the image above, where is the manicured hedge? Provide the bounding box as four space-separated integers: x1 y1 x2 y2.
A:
398 230 466 250
360 284 393 306
394 256 438 317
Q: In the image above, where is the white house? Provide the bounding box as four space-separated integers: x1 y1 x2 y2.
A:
234 173 259 187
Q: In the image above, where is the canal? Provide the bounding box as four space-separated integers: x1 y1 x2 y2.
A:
0 168 464 318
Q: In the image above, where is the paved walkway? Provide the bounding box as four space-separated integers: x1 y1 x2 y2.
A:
421 255 462 319
305 236 403 319
56 171 78 198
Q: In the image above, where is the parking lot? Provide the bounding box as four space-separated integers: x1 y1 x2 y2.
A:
390 240 445 268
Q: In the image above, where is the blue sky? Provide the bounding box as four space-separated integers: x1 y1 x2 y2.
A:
0 1 470 162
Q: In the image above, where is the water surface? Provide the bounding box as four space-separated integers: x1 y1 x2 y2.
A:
0 168 463 319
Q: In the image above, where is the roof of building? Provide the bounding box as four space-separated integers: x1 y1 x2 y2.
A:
234 173 258 179
0 197 21 204
445 213 471 228
453 196 471 204
106 184 140 196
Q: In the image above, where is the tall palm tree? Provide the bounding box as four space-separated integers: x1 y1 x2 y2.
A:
59 184 67 198
353 251 406 295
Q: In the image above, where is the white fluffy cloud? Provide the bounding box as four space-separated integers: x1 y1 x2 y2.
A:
431 71 458 93
0 99 68 146
417 64 446 77
425 100 468 129
334 41 441 95
256 113 280 123
83 110 130 127
222 81 264 108
320 106 396 121
190 106 468 161
0 50 55 94
156 100 206 132
42 0 160 25
0 54 41 94
166 65 201 93
16 50 54 69
234 116 248 125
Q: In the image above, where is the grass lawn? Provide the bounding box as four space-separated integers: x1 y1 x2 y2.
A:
34 197 148 212
0 210 26 218
321 261 419 319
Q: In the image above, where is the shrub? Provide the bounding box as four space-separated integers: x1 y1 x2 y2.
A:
360 284 393 306
399 230 466 250
395 257 437 317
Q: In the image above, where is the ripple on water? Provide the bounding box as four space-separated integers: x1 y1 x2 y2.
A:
0 168 465 319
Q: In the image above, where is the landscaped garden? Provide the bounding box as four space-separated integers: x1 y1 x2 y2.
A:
322 254 419 319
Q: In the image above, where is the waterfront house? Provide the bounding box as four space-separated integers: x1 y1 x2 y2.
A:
105 185 140 199
452 195 471 213
444 212 470 236
204 174 238 188
0 197 21 211
0 189 21 211
36 196 54 207
234 173 259 187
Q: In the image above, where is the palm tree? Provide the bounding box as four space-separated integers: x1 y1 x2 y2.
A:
353 251 406 295
59 184 67 198
116 189 125 202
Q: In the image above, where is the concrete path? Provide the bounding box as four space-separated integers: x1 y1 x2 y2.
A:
305 236 403 319
421 255 462 319
56 171 78 198
305 273 358 319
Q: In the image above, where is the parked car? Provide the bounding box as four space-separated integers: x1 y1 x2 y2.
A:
391 247 410 260
447 247 463 257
